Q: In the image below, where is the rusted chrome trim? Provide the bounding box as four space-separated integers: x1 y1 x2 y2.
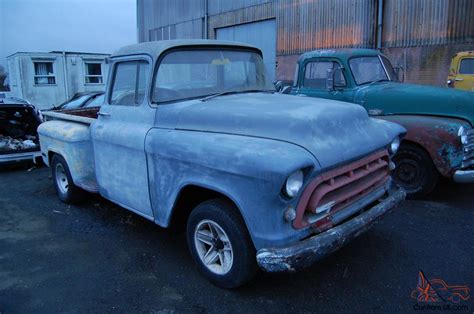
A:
453 170 474 183
256 186 405 273
0 151 42 164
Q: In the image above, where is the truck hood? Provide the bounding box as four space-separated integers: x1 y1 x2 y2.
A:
354 82 474 125
167 93 405 169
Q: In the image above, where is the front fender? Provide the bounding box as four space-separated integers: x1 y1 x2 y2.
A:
145 128 317 249
376 115 468 177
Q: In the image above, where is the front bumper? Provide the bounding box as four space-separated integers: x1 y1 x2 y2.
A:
256 186 406 273
453 170 474 183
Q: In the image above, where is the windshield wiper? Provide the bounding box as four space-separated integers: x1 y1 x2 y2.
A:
367 78 390 86
200 89 273 102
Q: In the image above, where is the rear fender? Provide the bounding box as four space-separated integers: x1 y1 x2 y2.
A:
38 120 97 192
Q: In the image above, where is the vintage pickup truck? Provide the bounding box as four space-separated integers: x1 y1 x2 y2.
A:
285 49 474 196
38 40 405 288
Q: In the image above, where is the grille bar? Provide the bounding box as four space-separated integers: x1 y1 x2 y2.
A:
293 150 390 229
461 129 474 169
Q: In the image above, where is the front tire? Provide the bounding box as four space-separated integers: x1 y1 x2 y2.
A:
51 154 86 204
186 198 258 289
392 143 439 198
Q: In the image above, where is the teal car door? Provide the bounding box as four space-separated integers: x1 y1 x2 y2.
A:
297 59 352 103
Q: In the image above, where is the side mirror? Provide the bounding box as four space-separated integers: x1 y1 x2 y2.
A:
281 85 292 94
274 80 283 92
326 67 345 91
394 67 404 82
326 69 335 91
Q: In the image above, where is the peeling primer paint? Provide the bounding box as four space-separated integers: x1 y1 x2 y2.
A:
378 115 468 177
256 187 405 273
437 143 463 169
38 120 98 192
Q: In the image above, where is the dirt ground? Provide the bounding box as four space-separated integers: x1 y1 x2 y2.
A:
1 165 473 313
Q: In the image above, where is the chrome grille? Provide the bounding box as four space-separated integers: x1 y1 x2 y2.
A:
462 129 474 169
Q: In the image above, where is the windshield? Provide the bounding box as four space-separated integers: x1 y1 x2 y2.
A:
381 56 397 81
60 94 92 109
152 49 271 103
349 56 393 85
84 93 105 107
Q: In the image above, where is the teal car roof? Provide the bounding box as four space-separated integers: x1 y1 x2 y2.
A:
298 48 382 62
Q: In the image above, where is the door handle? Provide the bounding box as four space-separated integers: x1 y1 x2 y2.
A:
455 78 464 81
98 112 111 117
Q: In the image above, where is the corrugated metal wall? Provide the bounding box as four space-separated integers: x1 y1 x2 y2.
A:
137 0 474 85
208 0 271 15
381 0 474 86
277 0 376 55
137 0 473 49
138 0 206 41
383 0 474 47
208 2 275 39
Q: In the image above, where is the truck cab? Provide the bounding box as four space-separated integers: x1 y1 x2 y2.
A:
38 41 405 288
447 51 474 91
290 49 474 196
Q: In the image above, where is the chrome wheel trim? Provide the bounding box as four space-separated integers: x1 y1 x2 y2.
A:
194 219 233 275
55 163 69 194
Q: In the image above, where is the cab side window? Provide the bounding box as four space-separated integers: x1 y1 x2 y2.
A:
110 61 149 106
303 61 346 89
459 58 474 75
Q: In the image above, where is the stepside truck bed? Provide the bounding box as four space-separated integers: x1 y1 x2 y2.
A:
39 107 100 192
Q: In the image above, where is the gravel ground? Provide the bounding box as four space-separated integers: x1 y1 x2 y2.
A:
1 165 473 313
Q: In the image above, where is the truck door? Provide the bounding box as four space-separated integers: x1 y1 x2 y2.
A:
297 60 351 102
90 57 155 219
454 57 474 91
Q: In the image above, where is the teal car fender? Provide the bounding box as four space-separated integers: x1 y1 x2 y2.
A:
376 115 469 177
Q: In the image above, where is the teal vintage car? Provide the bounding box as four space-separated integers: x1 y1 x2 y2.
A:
286 49 474 197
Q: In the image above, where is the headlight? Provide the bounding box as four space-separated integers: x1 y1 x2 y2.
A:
458 126 468 145
389 137 400 154
284 170 304 198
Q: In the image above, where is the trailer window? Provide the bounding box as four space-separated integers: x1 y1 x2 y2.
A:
84 62 103 84
34 62 56 85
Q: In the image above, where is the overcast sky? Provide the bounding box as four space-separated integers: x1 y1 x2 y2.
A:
0 0 137 71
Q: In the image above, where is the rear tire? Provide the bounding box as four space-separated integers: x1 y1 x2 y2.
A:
51 154 86 204
186 198 258 289
392 143 439 198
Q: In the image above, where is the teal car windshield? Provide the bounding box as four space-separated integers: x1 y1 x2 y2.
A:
349 56 393 85
152 49 271 103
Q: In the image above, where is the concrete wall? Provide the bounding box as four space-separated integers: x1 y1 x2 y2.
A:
7 52 109 109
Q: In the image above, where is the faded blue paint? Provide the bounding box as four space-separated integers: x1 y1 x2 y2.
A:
38 119 98 192
38 41 405 251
